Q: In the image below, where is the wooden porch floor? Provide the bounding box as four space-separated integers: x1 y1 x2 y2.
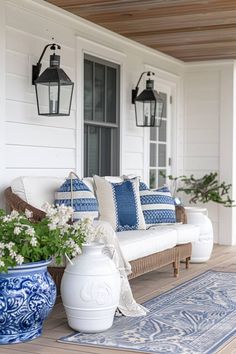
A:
1 244 236 354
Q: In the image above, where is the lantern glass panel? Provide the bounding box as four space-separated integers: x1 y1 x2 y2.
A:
135 100 144 126
59 84 73 115
49 82 59 114
135 100 160 127
35 82 50 115
157 100 164 120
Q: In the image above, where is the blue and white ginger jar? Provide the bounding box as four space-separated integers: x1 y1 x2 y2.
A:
0 259 56 344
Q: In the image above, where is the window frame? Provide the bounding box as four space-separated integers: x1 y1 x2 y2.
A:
83 53 120 177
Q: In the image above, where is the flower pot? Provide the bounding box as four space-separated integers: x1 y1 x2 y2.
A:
185 206 214 263
61 243 121 333
0 259 56 344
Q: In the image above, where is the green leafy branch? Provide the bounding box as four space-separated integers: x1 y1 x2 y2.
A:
164 172 235 207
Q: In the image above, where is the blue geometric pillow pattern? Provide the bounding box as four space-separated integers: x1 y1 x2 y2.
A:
55 172 98 221
139 182 176 225
94 175 146 232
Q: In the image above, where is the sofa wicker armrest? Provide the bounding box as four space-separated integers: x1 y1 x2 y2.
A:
175 205 187 224
4 187 46 222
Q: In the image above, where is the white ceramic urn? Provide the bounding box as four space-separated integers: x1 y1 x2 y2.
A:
61 243 121 333
185 206 214 263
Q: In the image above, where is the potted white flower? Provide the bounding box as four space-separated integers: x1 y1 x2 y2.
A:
0 203 92 345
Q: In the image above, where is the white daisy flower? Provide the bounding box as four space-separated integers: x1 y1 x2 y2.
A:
14 226 21 235
15 255 24 265
25 209 33 219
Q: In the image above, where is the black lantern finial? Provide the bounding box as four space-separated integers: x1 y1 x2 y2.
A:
132 71 164 127
32 43 74 117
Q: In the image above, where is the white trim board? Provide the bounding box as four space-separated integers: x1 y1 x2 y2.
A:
76 36 127 176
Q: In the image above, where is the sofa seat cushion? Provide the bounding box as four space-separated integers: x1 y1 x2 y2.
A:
117 227 177 262
148 224 200 245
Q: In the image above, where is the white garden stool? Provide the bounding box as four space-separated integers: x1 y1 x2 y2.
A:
184 206 214 263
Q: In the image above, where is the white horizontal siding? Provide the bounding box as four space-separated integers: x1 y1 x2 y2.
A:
6 122 75 149
185 129 218 144
6 100 75 129
124 153 143 170
184 143 218 157
6 4 76 50
5 168 71 179
4 2 77 180
6 146 75 169
125 136 143 153
184 69 221 245
184 157 218 171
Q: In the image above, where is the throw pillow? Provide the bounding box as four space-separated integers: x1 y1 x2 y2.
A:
93 175 146 232
55 172 99 221
139 182 176 225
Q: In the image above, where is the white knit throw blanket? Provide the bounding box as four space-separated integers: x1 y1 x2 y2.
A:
93 221 148 317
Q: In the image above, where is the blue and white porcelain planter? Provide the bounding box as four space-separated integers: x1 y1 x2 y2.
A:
0 259 57 345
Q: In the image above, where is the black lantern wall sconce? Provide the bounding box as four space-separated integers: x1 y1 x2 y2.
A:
32 43 74 116
132 71 164 127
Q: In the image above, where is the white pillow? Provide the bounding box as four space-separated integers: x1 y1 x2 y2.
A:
94 175 146 232
11 176 65 210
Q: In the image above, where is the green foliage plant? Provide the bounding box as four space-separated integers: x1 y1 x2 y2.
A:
0 203 100 272
165 172 235 207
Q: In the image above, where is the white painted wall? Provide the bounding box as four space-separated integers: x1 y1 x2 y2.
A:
0 0 184 198
0 0 236 244
184 61 236 244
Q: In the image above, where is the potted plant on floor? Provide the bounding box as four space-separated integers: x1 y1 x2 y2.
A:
0 203 88 345
164 172 235 263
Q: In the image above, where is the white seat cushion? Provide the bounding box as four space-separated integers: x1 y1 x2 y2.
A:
171 224 200 244
117 227 177 262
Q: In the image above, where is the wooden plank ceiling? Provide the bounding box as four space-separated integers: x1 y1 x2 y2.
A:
45 0 236 62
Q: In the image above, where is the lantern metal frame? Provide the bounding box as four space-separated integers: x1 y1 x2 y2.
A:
32 43 74 117
132 71 164 127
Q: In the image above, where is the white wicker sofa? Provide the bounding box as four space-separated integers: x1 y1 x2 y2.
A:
4 176 200 291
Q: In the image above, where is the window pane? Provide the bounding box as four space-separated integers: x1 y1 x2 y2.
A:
88 126 99 176
158 169 166 187
149 170 157 189
159 92 167 118
84 60 93 121
159 120 167 142
106 67 117 123
84 55 120 177
158 144 166 167
150 143 156 167
101 128 111 175
150 127 157 141
95 63 105 122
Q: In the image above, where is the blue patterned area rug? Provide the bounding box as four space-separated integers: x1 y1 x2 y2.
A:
59 271 236 354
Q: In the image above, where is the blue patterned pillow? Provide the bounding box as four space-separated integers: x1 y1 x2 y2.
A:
139 182 176 225
94 175 146 232
55 172 98 221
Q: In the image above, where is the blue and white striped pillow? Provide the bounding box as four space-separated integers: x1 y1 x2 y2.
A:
55 172 98 221
139 182 176 225
94 175 146 232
